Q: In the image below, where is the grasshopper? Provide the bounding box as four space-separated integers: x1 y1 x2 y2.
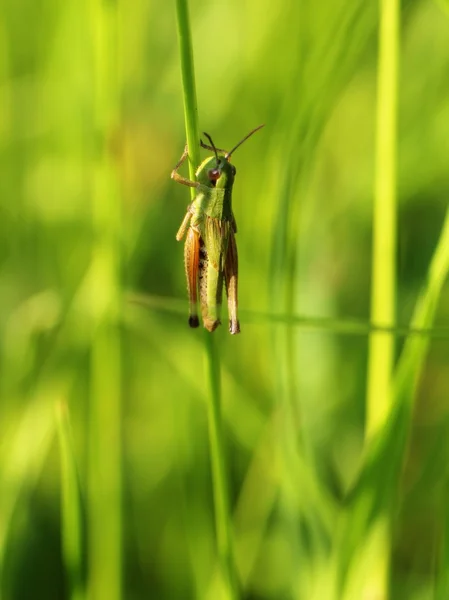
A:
171 125 264 334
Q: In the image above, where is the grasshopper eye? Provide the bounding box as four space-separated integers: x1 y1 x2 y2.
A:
208 168 220 181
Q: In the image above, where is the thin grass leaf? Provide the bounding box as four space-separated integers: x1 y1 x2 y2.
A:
0 395 55 579
127 293 449 338
56 401 84 600
366 0 400 440
356 0 400 593
175 0 200 178
87 1 123 599
335 205 449 598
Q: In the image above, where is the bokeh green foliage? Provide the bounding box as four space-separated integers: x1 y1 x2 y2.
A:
1 0 449 598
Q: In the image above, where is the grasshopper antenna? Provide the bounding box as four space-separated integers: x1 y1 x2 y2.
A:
202 132 219 166
225 124 265 160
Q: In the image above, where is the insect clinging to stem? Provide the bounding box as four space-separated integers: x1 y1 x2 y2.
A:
171 124 264 334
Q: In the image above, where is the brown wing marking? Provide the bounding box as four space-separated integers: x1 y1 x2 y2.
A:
184 227 200 327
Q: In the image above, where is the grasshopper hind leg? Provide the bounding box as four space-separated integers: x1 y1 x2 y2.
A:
189 315 199 328
224 230 240 334
184 228 200 328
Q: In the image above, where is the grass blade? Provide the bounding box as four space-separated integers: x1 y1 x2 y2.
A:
360 0 400 594
336 205 449 598
175 0 200 175
366 0 400 440
56 401 85 600
174 2 238 598
88 1 123 598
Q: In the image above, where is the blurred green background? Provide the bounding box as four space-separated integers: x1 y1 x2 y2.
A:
2 0 449 598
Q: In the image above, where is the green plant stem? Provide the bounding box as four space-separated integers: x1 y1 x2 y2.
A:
336 205 449 598
56 401 84 600
393 205 449 600
203 332 238 598
393 205 449 405
175 0 200 181
88 1 122 599
366 0 399 440
174 2 238 598
362 0 399 596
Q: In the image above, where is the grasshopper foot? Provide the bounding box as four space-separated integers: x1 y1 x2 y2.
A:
229 320 240 335
189 316 200 328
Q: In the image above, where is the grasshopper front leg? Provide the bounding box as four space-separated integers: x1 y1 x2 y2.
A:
171 145 199 188
224 228 240 334
176 206 193 241
172 146 202 328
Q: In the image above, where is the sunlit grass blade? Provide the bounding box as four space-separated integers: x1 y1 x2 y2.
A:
175 0 200 175
334 205 449 598
359 0 399 593
266 7 389 593
0 394 55 578
393 205 449 402
87 1 123 599
127 293 449 338
366 0 400 440
230 407 339 591
56 401 84 600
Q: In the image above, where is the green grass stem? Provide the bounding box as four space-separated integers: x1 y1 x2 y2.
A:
366 0 400 440
362 2 400 592
174 2 238 598
335 206 449 598
0 393 55 586
88 1 123 599
175 0 200 180
203 332 238 599
56 401 84 600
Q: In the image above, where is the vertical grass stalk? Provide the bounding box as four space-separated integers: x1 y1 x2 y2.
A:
88 1 122 599
338 205 449 599
56 401 84 600
203 332 238 598
175 2 238 598
363 0 399 596
175 0 200 173
366 0 400 438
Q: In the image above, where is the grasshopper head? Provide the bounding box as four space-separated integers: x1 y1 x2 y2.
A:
196 155 236 190
197 125 264 190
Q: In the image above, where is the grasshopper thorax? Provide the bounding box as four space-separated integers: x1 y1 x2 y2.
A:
196 156 236 190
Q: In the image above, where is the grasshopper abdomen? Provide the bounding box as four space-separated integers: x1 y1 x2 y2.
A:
198 238 222 332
